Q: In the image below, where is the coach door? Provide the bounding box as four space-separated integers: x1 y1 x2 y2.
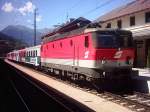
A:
73 42 79 67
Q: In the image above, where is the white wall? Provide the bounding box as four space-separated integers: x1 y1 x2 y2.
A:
100 9 150 29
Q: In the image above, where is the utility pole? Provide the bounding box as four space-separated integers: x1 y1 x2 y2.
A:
34 8 37 46
66 12 69 22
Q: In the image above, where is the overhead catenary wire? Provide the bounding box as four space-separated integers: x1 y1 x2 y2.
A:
81 0 113 17
62 0 114 24
55 0 84 25
68 0 83 11
54 0 131 27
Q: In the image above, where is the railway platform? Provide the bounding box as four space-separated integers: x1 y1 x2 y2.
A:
5 59 133 112
132 68 150 93
133 68 150 77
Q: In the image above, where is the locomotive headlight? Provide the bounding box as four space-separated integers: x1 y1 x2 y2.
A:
126 56 132 65
101 60 106 64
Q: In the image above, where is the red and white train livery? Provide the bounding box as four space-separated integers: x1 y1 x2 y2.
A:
41 28 134 80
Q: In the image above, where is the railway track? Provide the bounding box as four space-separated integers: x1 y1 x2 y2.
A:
68 84 150 112
9 64 95 112
8 62 150 112
39 70 150 112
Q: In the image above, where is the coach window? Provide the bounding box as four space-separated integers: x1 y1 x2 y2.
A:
33 51 35 57
85 36 89 48
35 51 36 56
53 44 54 48
70 40 73 47
35 50 37 56
33 51 34 56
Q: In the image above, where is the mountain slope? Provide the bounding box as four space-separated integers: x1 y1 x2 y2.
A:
0 32 27 56
1 25 44 46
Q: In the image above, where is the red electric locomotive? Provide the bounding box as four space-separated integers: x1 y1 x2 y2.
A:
41 27 134 82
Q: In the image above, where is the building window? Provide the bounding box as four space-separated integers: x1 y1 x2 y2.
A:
117 20 122 28
106 23 111 28
130 16 135 26
145 11 150 23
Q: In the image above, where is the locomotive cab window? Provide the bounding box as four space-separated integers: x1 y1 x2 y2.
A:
84 36 89 48
92 31 133 48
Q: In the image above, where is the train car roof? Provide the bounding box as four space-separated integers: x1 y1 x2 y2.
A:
25 45 41 50
42 27 132 44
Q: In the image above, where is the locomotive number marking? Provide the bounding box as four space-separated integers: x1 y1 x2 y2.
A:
84 51 89 59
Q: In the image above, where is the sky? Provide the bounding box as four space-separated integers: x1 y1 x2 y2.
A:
0 0 134 30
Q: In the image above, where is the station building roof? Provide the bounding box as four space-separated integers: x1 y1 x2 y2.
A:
95 0 150 22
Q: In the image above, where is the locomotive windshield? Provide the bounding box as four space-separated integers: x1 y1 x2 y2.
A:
92 30 133 48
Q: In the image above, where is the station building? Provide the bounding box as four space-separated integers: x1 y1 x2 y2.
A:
95 0 150 68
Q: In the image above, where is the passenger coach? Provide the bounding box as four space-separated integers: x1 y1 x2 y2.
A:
7 45 41 66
